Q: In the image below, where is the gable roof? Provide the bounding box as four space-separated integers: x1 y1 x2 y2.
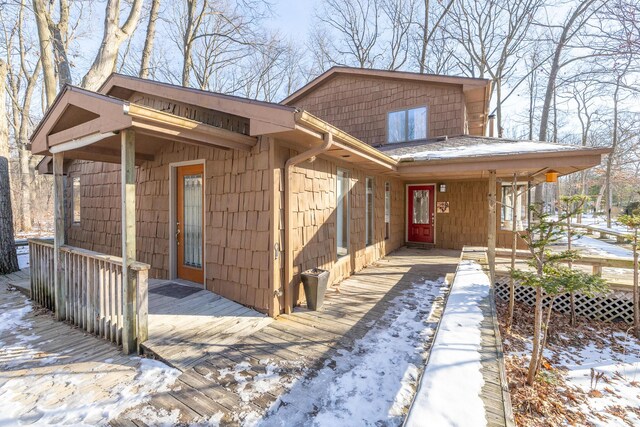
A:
99 74 297 136
282 66 491 105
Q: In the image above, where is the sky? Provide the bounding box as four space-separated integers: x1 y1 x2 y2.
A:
269 0 313 40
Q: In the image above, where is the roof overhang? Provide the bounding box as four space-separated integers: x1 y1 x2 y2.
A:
397 147 610 183
31 85 258 173
282 66 490 105
99 74 297 136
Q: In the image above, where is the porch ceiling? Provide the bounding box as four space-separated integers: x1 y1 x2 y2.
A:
30 85 258 169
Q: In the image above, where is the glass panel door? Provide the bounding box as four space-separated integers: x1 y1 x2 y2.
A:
412 190 430 224
177 164 204 284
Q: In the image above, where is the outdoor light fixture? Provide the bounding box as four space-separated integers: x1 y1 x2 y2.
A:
439 183 447 192
545 171 559 183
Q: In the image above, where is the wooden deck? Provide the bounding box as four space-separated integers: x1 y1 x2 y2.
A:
116 247 461 425
2 247 516 425
142 280 273 371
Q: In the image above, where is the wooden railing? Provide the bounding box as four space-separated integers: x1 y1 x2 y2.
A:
29 239 150 351
29 238 55 311
495 248 634 289
570 223 629 243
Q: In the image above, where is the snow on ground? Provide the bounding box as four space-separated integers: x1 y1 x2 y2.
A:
570 234 633 258
555 330 640 427
0 285 181 426
16 245 29 269
392 141 580 161
405 260 489 427
256 277 448 427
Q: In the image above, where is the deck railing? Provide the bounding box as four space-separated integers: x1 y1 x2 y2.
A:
29 238 55 310
28 238 150 351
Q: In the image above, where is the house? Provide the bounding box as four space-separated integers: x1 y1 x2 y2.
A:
29 67 608 352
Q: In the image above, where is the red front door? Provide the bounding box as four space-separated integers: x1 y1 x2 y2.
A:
407 185 435 243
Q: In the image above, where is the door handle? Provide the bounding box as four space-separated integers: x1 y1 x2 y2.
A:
176 222 180 245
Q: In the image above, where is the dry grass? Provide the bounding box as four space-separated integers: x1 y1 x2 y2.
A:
497 299 638 426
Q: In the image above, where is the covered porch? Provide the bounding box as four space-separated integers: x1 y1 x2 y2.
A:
29 85 261 354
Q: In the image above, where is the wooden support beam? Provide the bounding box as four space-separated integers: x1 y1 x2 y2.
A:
121 129 136 354
487 169 497 283
53 153 66 321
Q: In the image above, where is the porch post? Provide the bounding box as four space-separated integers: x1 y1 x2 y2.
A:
53 152 66 320
121 129 136 354
487 169 497 283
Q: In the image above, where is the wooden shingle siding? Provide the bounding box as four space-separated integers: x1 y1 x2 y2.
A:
65 138 273 313
432 180 526 250
275 141 405 307
129 92 250 135
290 75 466 146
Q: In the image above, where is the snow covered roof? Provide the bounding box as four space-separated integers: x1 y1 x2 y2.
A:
378 135 605 162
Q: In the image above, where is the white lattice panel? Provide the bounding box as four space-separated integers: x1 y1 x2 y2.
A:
495 275 634 325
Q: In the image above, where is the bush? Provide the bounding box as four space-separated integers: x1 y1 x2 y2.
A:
625 201 640 215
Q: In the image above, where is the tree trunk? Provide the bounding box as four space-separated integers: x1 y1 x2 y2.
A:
0 58 18 274
81 0 144 90
139 0 161 79
606 77 621 229
419 0 430 73
0 157 19 274
527 286 543 385
32 0 58 106
507 174 517 331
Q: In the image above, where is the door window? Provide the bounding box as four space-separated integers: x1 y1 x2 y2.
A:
412 190 430 224
183 174 203 268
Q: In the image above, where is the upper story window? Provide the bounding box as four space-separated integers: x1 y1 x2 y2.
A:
72 176 81 224
387 106 428 143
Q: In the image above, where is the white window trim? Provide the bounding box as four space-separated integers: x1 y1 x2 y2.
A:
72 176 81 225
384 181 391 240
366 177 374 247
337 168 350 258
387 106 429 144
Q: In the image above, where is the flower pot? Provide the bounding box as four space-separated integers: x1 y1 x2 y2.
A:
301 268 330 310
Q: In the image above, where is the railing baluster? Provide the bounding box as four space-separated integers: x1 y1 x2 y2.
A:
27 240 150 353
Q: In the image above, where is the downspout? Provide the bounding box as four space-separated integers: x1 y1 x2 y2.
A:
283 131 333 315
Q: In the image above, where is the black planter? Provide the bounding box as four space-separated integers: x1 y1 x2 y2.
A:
301 268 330 310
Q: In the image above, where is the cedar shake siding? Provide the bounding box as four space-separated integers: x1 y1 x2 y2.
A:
286 74 466 146
431 180 527 250
65 138 273 313
274 142 405 306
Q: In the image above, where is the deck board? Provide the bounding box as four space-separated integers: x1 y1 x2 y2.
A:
117 248 461 425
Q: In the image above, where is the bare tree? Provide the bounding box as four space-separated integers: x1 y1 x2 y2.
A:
416 0 454 73
140 0 161 79
0 58 19 274
447 0 543 137
3 1 42 231
81 0 144 90
381 0 418 70
315 0 381 68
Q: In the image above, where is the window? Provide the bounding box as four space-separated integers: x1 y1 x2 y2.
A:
337 169 350 258
72 176 81 224
387 106 428 143
366 177 374 246
385 182 391 240
501 183 528 231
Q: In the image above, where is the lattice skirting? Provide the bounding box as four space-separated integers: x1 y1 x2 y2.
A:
495 275 634 324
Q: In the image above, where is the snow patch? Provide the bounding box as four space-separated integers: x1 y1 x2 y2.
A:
405 260 489 427
393 141 579 161
257 277 447 426
0 286 181 426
